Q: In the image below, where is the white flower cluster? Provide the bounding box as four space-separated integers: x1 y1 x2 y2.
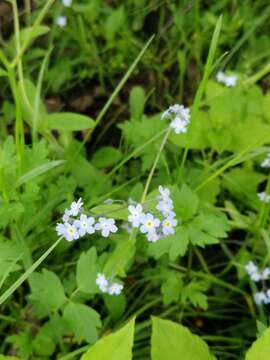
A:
257 192 270 203
261 153 270 168
127 186 177 242
254 290 270 306
56 198 118 241
216 71 237 87
161 104 190 134
245 261 270 282
96 273 123 296
245 261 270 305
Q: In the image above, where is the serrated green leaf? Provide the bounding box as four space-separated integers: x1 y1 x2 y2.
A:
182 279 209 310
81 318 134 360
28 269 66 318
63 302 101 344
76 247 98 293
151 317 215 360
173 184 199 220
104 293 126 321
92 147 122 168
161 272 182 305
45 112 95 131
104 240 135 277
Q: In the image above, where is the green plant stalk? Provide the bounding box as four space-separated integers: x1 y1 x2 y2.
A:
10 0 55 68
0 237 62 306
128 127 171 244
256 173 270 229
7 68 24 170
32 48 52 143
67 34 155 169
170 263 256 317
178 16 222 181
141 127 171 203
195 137 269 192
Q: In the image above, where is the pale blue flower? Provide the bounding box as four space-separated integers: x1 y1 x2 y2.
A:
128 204 144 228
74 214 95 237
162 217 178 236
95 217 118 237
140 213 160 234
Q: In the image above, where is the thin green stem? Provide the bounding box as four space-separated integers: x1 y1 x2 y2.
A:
0 237 62 306
141 127 171 203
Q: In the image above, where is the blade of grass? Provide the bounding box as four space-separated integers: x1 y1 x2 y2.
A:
0 237 62 306
67 35 155 169
10 0 55 68
178 16 223 180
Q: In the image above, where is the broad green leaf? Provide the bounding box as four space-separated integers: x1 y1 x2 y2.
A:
181 279 209 310
17 160 65 186
151 317 215 360
92 146 122 168
28 269 66 318
0 241 22 279
91 204 128 220
76 247 98 293
245 327 270 359
19 25 50 45
173 184 199 220
104 240 135 277
0 203 24 229
63 302 101 344
0 68 8 77
129 86 145 121
161 272 182 305
105 6 125 41
0 355 19 359
81 318 135 360
45 112 95 131
104 293 126 321
148 226 189 261
18 79 47 126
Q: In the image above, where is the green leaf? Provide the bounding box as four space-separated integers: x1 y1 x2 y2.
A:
245 327 270 359
151 317 215 360
0 241 22 279
0 203 24 229
0 356 19 360
181 279 209 310
92 147 122 168
0 68 8 77
18 79 47 127
76 247 98 293
104 240 135 277
45 112 95 131
17 160 65 186
104 293 126 321
173 184 199 220
20 25 50 45
63 302 101 344
90 204 128 221
161 272 182 305
81 318 135 360
28 269 66 318
148 226 189 261
105 6 125 41
129 86 145 121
